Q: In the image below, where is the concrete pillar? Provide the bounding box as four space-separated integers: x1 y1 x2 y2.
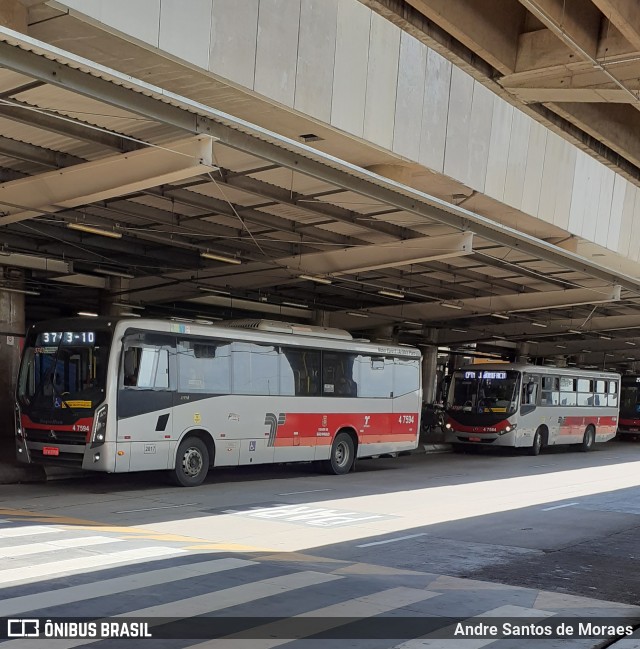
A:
516 343 530 364
0 0 27 31
99 277 124 316
371 324 397 343
312 310 330 327
0 281 25 454
422 345 438 404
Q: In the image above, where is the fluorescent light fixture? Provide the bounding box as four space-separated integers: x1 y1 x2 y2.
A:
492 335 506 340
92 268 135 279
282 301 309 309
404 321 423 326
347 311 369 318
200 251 241 265
626 341 636 346
531 322 548 328
77 311 98 317
441 301 463 310
451 328 467 333
525 340 539 344
68 223 122 239
556 344 567 349
599 335 612 340
490 313 509 320
299 274 332 285
0 286 40 296
568 329 582 334
378 289 405 299
112 302 144 310
606 353 614 356
119 311 141 318
199 287 231 295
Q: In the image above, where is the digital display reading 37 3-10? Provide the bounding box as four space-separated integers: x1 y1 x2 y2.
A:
36 332 96 345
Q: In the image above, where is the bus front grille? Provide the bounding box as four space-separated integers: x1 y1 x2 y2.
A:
25 429 87 446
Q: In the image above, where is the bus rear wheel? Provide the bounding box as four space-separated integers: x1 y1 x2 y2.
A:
325 432 355 475
170 436 209 487
580 425 596 452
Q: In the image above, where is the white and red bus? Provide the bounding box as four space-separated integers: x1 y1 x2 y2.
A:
618 375 640 436
443 363 620 455
15 318 421 486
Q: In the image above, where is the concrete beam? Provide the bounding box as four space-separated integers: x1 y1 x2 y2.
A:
591 0 640 51
0 137 214 225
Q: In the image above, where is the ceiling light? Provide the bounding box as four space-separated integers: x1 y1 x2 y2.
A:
556 344 567 349
119 311 141 318
567 329 582 334
606 353 614 356
626 341 636 346
441 301 463 310
282 301 309 309
378 289 405 299
404 321 422 326
299 274 332 285
92 268 135 279
77 311 98 317
490 313 509 320
451 328 467 333
492 335 506 340
599 335 612 340
199 287 231 295
68 223 122 239
111 302 144 310
531 322 547 328
0 286 40 296
347 311 369 318
200 251 242 265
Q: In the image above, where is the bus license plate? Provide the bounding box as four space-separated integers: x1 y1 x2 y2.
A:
468 437 481 442
43 447 59 456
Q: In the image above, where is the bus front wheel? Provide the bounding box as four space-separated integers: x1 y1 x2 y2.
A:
528 428 544 456
171 436 209 487
580 426 595 452
325 432 355 475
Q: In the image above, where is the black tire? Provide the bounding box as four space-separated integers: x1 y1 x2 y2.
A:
325 432 355 475
580 425 596 452
529 428 543 456
170 436 209 487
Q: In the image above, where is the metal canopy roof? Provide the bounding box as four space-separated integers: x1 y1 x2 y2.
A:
0 27 638 369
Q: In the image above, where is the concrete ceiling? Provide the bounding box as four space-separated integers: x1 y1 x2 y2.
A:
0 21 639 370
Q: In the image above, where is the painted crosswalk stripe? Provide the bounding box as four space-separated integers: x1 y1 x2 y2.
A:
392 605 556 648
0 546 185 587
0 525 63 538
0 536 124 558
192 586 441 648
9 571 342 649
0 557 255 617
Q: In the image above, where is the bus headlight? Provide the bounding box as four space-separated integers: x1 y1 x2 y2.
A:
503 424 517 434
91 405 108 448
445 423 452 430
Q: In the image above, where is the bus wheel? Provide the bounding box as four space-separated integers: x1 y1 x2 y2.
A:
580 425 596 452
529 429 543 456
171 437 209 487
326 432 355 475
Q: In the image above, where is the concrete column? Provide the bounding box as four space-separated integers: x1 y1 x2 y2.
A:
99 277 124 316
0 0 27 31
312 310 330 327
371 324 397 343
0 282 25 453
422 345 438 404
516 343 530 364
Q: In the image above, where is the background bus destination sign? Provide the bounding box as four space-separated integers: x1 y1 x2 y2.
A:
464 371 507 380
37 332 96 344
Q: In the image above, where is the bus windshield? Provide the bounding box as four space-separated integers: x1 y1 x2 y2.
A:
620 382 640 418
18 330 111 410
447 369 520 417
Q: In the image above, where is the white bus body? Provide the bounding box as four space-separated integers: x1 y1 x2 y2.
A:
16 318 422 485
444 364 620 454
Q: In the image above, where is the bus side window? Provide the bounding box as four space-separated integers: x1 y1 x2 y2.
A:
522 381 537 405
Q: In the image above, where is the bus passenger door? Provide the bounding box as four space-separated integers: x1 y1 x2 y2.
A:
117 333 175 472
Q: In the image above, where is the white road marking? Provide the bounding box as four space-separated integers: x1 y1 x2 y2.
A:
0 557 255 616
541 502 579 511
277 489 333 496
0 525 63 538
8 571 342 649
114 503 199 513
0 536 123 558
0 546 185 587
357 533 429 548
192 586 440 648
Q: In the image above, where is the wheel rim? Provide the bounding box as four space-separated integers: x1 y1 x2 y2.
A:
334 440 349 468
182 447 203 477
